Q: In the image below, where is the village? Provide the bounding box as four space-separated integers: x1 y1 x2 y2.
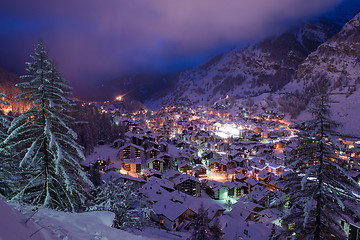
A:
82 98 360 239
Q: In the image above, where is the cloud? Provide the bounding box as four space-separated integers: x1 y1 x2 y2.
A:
0 0 338 99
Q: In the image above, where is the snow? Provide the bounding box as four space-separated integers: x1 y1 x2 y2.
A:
0 199 51 240
83 144 120 166
0 198 155 240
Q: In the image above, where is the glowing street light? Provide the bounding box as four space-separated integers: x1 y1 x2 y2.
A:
115 95 123 101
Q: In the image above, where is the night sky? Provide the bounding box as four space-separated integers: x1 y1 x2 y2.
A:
0 0 339 99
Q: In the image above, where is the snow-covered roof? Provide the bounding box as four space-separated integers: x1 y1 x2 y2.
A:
124 158 142 164
247 186 270 202
172 174 200 185
177 160 193 168
225 181 247 189
142 168 162 177
235 173 248 180
257 170 273 180
207 180 227 191
118 143 145 151
244 177 258 186
146 157 165 164
145 147 160 153
152 201 188 222
193 164 206 171
105 161 122 171
147 176 175 191
162 169 182 180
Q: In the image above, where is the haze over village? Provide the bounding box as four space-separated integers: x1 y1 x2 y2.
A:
1 0 360 240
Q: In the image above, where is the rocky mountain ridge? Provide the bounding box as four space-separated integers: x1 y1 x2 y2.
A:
150 0 360 109
279 11 360 135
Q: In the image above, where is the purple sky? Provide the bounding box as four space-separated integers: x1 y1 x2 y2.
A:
0 0 339 99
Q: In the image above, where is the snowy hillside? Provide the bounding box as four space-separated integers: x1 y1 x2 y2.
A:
150 0 360 109
280 11 360 135
155 32 311 108
0 199 154 240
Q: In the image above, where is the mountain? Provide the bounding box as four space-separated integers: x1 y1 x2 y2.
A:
279 11 360 135
148 0 360 109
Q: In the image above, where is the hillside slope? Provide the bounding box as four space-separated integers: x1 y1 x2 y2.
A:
280 12 360 135
150 0 360 109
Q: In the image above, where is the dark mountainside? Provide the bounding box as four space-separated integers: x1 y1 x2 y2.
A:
148 0 360 108
279 11 360 126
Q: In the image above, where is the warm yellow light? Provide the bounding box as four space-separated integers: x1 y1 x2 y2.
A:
116 96 123 101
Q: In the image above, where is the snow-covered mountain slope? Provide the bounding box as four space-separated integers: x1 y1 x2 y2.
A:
280 12 360 135
156 31 313 108
149 1 360 109
0 199 154 240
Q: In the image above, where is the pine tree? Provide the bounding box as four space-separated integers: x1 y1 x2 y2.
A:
88 180 151 230
210 217 222 240
0 93 10 142
192 203 210 240
276 91 360 239
0 93 13 196
1 42 93 211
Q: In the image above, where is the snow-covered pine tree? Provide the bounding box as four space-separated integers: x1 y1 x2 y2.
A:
0 93 13 196
192 203 210 240
0 93 10 142
276 89 360 239
1 42 93 211
88 180 151 230
209 217 223 240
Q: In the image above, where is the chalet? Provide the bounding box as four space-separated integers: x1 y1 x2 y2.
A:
257 208 282 225
234 167 248 175
158 153 172 170
194 165 207 177
244 177 259 192
131 126 145 135
225 181 247 197
147 176 175 192
268 177 286 192
147 157 165 173
232 157 248 168
257 170 273 184
143 139 159 150
124 132 144 146
229 197 264 222
151 200 194 230
142 168 162 180
246 185 272 207
122 158 142 173
206 204 226 221
206 180 228 200
192 156 202 165
228 150 245 160
209 158 227 173
146 147 161 159
202 150 221 160
140 182 172 203
118 143 145 169
177 160 193 174
172 174 201 197
235 173 249 182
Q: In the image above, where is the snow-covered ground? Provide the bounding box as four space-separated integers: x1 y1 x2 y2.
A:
83 144 120 166
0 198 156 240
